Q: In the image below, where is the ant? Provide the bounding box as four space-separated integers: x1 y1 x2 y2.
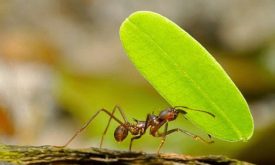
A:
61 105 215 153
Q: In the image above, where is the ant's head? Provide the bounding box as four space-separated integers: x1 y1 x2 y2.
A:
158 107 179 121
114 125 128 142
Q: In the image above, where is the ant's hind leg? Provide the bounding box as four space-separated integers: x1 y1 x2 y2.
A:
59 108 125 148
100 105 128 148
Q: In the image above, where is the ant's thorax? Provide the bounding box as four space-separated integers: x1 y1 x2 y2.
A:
123 120 146 136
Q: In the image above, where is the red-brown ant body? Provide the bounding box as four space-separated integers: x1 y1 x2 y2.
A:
62 105 215 153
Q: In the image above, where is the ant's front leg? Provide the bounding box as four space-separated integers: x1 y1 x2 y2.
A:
163 128 214 144
128 113 152 151
154 126 213 153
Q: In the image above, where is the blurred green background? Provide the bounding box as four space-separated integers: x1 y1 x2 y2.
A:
0 1 274 164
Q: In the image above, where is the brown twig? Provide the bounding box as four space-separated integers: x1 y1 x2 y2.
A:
0 144 253 165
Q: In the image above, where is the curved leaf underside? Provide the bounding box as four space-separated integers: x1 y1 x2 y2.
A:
120 11 253 141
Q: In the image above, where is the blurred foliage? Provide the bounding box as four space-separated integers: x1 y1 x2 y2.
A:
215 54 275 99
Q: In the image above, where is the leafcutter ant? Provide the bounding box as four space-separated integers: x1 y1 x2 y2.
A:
61 105 215 153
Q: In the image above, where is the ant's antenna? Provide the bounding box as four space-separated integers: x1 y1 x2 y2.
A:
174 106 215 118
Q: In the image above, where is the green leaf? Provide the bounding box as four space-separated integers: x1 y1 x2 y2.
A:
120 11 254 141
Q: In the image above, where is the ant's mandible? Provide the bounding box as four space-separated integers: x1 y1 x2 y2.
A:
61 105 215 153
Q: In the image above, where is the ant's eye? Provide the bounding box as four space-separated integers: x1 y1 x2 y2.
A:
114 125 128 142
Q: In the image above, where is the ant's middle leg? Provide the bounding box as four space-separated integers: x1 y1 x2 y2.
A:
127 113 153 151
129 135 143 151
60 108 125 148
157 123 168 154
100 105 128 148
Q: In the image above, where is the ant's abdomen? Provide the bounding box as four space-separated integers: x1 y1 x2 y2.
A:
114 125 128 142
